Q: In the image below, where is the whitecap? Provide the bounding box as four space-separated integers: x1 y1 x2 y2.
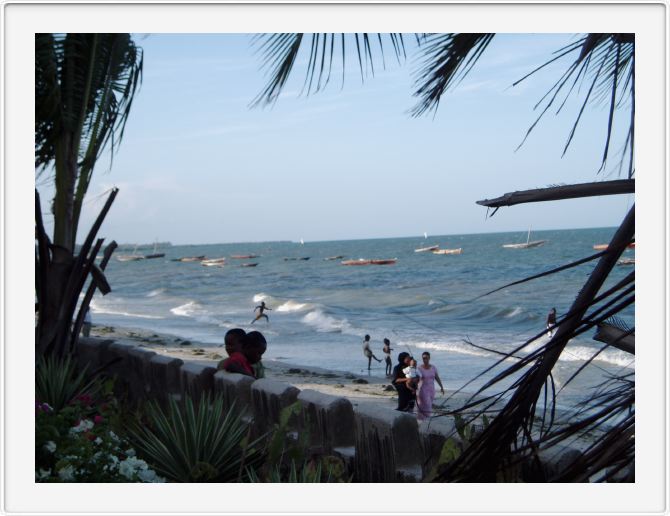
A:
559 345 635 369
170 300 202 317
146 288 166 298
301 310 351 333
276 300 311 313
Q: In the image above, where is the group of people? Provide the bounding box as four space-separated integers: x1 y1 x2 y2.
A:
363 335 445 420
217 328 267 379
392 350 444 419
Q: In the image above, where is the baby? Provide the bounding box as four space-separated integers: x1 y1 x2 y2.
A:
403 358 420 392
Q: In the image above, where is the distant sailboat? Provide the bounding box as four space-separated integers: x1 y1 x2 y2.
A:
502 229 547 249
423 232 428 239
144 241 165 259
117 244 144 262
300 238 304 245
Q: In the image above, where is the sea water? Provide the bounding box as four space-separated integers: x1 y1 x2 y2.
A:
89 227 635 410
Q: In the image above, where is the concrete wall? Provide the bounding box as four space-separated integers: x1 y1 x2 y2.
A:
75 336 587 482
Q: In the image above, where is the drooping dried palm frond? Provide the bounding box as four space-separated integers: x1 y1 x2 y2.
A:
250 33 410 107
433 206 635 482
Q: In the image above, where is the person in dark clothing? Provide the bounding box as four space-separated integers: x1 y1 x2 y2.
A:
392 352 415 412
251 301 272 324
223 328 246 356
245 331 267 378
218 329 267 378
546 307 557 337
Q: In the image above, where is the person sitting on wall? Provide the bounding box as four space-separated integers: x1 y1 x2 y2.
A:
245 331 267 379
223 328 246 357
218 328 254 377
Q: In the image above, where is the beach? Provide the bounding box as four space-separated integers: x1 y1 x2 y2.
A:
90 324 476 416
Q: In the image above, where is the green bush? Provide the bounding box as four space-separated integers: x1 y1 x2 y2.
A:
129 394 263 482
35 354 97 411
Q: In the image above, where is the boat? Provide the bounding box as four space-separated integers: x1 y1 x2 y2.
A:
432 248 462 255
201 257 226 267
593 243 635 251
230 254 259 259
415 245 439 253
617 258 635 266
144 242 165 259
116 254 144 262
116 244 144 262
172 255 206 262
324 255 345 261
502 229 546 249
284 257 310 261
241 263 258 267
341 258 397 266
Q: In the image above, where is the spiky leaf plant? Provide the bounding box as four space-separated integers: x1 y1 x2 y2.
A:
35 354 97 411
129 394 264 482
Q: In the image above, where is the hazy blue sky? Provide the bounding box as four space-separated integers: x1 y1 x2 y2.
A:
39 33 634 245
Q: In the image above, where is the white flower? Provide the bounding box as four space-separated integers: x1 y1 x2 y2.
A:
70 419 94 434
43 441 57 453
138 469 165 483
94 437 103 445
118 461 136 480
108 430 119 442
58 465 75 481
36 468 51 480
125 448 136 457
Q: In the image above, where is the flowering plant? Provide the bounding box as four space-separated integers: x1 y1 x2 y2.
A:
35 388 164 482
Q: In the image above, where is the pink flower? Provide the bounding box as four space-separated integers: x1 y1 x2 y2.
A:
94 415 104 424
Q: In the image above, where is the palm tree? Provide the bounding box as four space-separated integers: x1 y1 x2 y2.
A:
35 33 143 357
251 33 635 482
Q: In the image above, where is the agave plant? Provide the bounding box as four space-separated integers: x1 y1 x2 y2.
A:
129 394 264 482
246 459 329 483
35 354 97 411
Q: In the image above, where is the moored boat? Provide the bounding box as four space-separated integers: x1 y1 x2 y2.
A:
172 255 206 262
502 229 546 249
341 258 397 266
432 248 462 255
201 257 226 267
324 255 345 261
415 245 439 253
593 243 635 251
617 258 635 266
231 254 259 259
116 254 144 262
241 262 258 267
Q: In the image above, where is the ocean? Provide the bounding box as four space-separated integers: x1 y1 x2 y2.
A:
89 227 635 410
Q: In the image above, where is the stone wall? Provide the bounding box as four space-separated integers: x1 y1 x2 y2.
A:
75 336 456 482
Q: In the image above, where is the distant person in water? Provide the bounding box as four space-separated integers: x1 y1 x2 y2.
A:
392 352 415 412
362 334 382 370
383 338 393 376
546 307 557 337
246 331 267 379
251 301 272 324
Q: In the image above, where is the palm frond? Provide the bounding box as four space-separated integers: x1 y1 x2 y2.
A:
251 33 407 107
410 33 495 117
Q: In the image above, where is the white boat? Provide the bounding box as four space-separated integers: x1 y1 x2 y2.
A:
117 244 144 262
433 248 462 255
415 245 439 253
502 229 546 249
201 257 226 267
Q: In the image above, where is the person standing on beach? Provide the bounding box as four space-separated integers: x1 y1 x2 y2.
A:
383 338 393 376
251 301 271 324
363 334 382 370
392 352 415 412
546 307 557 337
81 308 92 338
416 352 444 420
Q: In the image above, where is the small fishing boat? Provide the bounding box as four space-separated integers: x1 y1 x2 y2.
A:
144 242 165 259
241 263 258 267
502 229 546 249
593 243 635 251
172 255 206 262
415 245 439 253
201 258 226 267
617 258 635 266
117 244 143 261
341 258 397 266
432 248 462 255
284 257 310 261
230 254 259 259
324 255 345 261
116 254 144 262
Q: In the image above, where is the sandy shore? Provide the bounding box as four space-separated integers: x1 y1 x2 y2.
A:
90 324 474 414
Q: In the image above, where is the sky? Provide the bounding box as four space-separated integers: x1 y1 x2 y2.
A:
38 33 635 245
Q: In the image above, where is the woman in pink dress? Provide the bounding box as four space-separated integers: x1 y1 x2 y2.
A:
416 352 445 420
